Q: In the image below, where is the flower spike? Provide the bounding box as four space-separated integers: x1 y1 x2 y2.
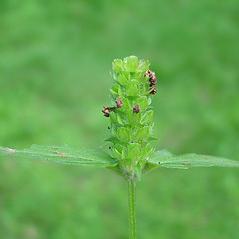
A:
102 56 157 181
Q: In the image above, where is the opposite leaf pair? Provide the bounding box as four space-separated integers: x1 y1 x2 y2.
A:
1 146 238 172
1 56 238 179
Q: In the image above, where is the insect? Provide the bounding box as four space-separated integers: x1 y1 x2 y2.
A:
133 105 140 113
102 99 122 117
149 86 157 95
116 98 123 108
145 70 157 95
102 106 111 117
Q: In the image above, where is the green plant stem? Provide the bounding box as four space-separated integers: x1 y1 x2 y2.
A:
128 179 136 239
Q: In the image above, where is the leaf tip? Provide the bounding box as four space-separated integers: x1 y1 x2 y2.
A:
0 147 16 155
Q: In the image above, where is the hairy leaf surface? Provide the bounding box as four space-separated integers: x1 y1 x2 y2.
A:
148 150 239 169
0 145 117 167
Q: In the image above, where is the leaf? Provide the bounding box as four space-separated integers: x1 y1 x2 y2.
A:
0 145 118 168
126 80 138 96
148 150 239 169
137 96 149 111
116 127 130 142
140 110 153 125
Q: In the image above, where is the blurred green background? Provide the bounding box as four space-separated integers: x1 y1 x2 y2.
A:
0 0 239 238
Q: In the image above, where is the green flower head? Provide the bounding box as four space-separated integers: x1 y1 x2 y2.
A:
102 56 158 181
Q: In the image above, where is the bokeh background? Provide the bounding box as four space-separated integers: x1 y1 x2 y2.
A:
0 0 239 238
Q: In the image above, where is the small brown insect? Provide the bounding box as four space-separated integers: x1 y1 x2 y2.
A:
145 70 158 95
133 105 140 113
149 74 157 86
145 70 156 79
144 70 152 78
149 86 157 95
102 106 111 117
116 98 123 108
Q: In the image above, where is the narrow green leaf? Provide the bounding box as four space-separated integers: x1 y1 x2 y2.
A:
148 150 239 169
0 145 118 167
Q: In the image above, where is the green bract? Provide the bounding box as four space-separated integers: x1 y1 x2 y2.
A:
103 56 157 181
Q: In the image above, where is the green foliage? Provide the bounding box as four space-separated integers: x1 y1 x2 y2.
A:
148 150 239 169
0 145 117 167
